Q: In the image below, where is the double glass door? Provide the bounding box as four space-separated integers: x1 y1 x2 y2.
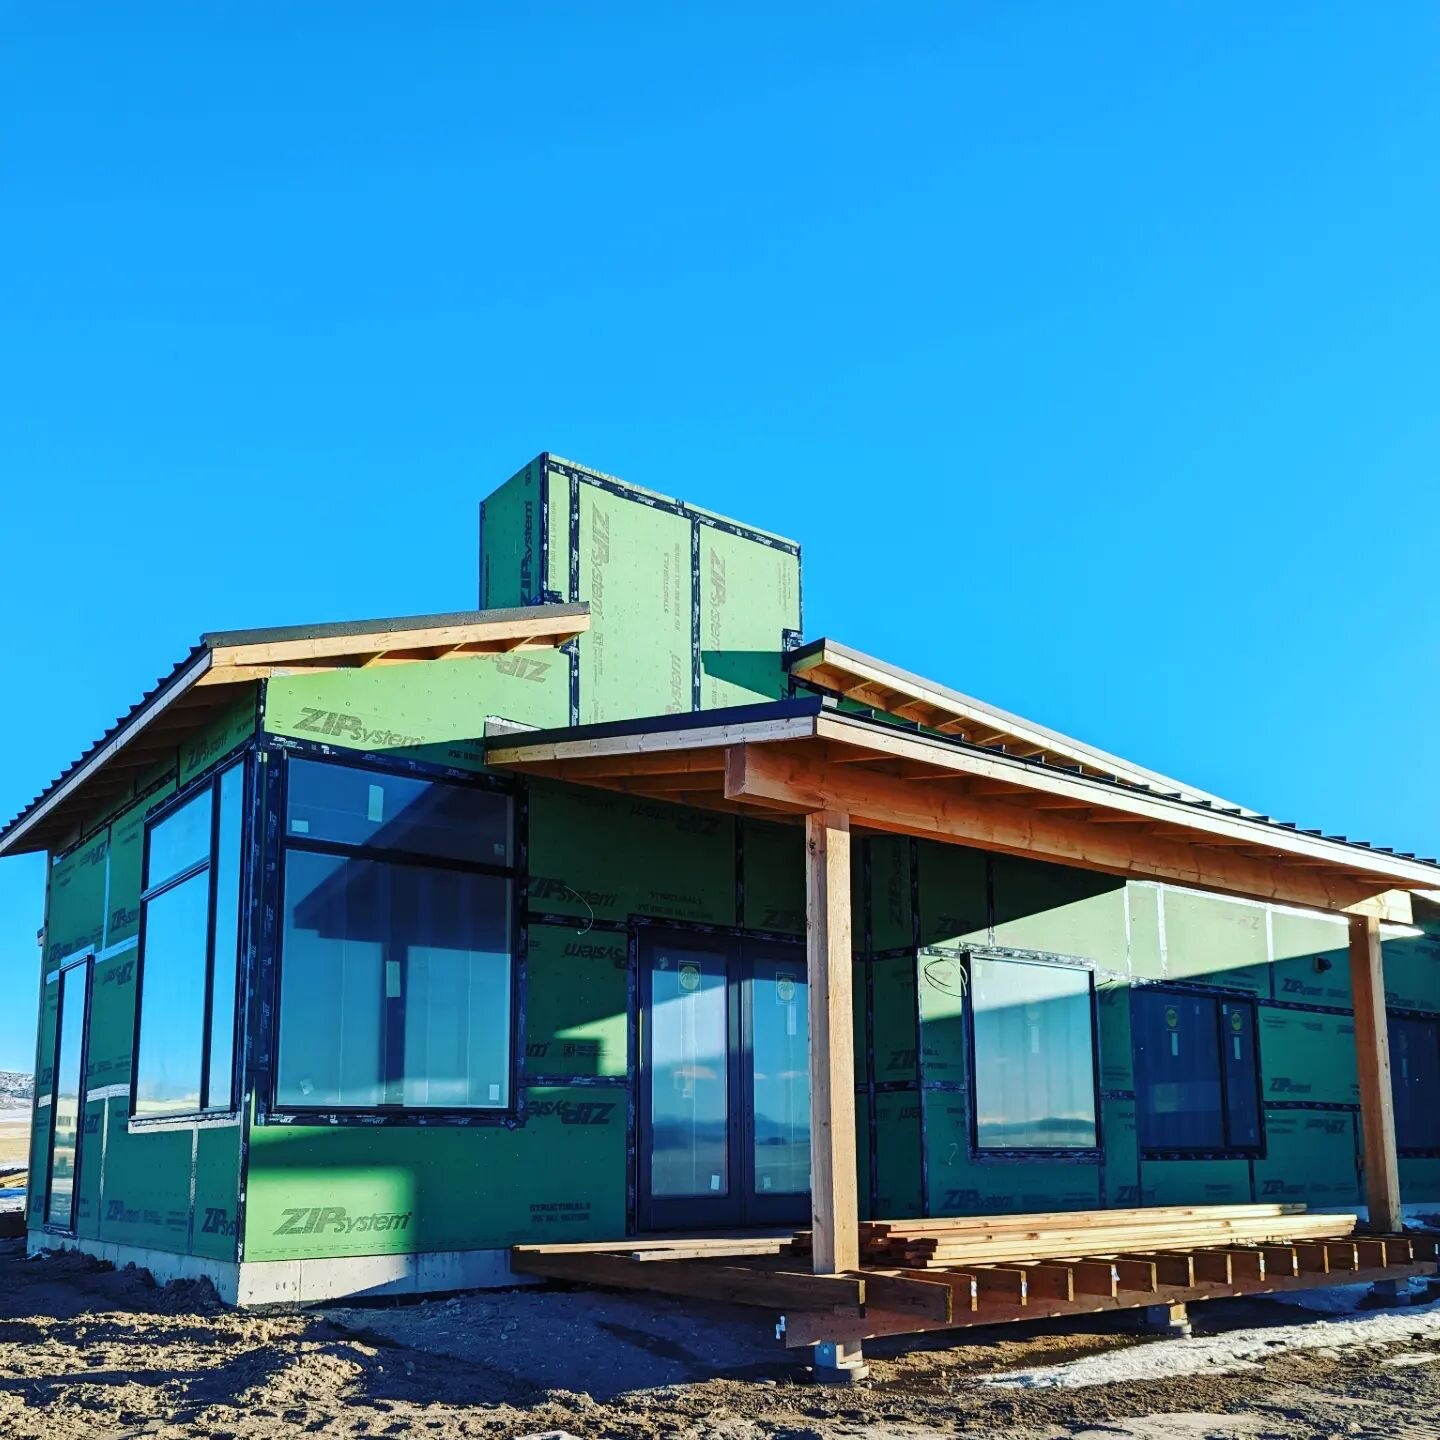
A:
638 930 810 1230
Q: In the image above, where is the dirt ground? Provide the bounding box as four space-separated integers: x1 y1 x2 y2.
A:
0 1118 30 1168
6 1239 1440 1439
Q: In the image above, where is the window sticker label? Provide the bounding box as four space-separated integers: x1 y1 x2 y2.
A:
678 962 701 994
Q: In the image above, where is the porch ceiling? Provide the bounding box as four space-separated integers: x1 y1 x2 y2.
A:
486 698 1439 922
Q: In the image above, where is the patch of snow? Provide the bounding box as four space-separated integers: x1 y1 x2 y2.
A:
1382 1351 1440 1368
985 1296 1440 1391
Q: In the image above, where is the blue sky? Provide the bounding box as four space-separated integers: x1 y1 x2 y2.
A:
2 4 1439 1070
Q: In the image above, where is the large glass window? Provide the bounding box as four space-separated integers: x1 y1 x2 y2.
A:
971 955 1098 1151
1390 1016 1440 1152
1132 988 1261 1156
276 758 515 1112
134 761 246 1118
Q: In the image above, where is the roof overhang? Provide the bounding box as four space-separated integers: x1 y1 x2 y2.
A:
787 638 1252 810
0 604 589 858
488 698 1437 924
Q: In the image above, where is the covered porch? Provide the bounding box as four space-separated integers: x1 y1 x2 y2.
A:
488 695 1440 1373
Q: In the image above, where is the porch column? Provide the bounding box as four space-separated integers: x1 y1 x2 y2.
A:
805 809 859 1276
1349 914 1403 1233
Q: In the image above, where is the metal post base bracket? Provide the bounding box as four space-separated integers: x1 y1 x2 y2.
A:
812 1340 870 1384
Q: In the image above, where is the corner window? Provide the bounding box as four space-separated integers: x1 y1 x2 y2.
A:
1390 1016 1440 1153
970 954 1099 1151
133 761 246 1118
1132 988 1261 1156
275 758 516 1112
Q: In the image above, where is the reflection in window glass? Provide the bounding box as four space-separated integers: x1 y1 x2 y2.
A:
972 956 1097 1150
649 946 729 1197
134 759 245 1120
751 961 809 1196
206 763 245 1109
147 789 212 889
134 874 209 1116
1390 1017 1440 1151
46 966 87 1228
1132 989 1261 1154
1220 1000 1262 1150
287 759 511 866
277 851 512 1108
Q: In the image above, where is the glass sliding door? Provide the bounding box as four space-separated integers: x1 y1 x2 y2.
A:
638 930 809 1230
744 944 812 1223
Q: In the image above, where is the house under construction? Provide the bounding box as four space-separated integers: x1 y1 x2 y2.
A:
8 454 1440 1375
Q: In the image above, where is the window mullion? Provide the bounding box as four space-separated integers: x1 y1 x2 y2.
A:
199 774 222 1111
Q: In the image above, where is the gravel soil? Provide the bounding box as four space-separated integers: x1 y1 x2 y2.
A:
6 1237 1440 1438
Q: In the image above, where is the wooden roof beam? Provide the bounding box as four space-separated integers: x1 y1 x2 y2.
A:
723 744 1413 922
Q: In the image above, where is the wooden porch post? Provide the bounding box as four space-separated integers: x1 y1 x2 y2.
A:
805 809 859 1277
1349 914 1403 1233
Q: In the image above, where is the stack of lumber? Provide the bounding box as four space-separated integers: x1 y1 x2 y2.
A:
850 1204 1360 1269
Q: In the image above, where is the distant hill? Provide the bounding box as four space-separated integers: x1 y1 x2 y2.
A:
0 1073 33 1111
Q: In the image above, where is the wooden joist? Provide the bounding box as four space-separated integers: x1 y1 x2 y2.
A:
781 1255 1439 1348
510 1249 866 1312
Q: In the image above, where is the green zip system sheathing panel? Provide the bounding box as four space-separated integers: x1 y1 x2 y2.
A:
698 524 799 709
477 455 801 724
528 783 736 927
478 458 544 609
578 483 692 721
742 820 804 936
1253 1109 1361 1207
244 1085 626 1259
524 924 628 1080
1161 888 1270 996
263 652 568 769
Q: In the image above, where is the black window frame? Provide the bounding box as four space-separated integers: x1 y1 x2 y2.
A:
130 755 249 1124
1389 1011 1440 1156
267 750 523 1123
963 949 1104 1160
1131 984 1264 1160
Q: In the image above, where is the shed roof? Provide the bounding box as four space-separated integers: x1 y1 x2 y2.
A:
0 604 589 858
486 696 1440 923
